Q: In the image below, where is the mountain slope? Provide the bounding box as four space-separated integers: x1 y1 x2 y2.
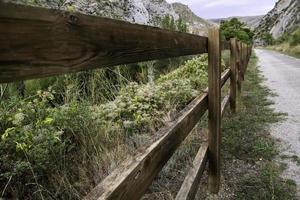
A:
9 0 212 35
172 3 212 35
255 0 300 38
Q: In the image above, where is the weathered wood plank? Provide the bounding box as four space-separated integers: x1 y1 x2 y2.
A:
84 92 209 200
221 69 230 88
221 40 230 50
237 41 242 93
175 142 208 200
241 43 246 79
229 38 237 113
0 2 208 83
221 94 230 118
207 27 221 193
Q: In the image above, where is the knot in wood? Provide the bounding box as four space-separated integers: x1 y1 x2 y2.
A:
68 14 79 25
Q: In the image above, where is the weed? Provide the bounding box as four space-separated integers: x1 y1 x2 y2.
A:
281 155 300 166
222 53 297 199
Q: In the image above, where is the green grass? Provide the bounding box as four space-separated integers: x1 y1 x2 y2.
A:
144 52 298 200
221 53 298 199
281 155 300 166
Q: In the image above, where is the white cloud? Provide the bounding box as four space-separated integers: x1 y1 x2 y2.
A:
166 0 206 4
165 0 276 18
166 0 251 7
203 0 251 8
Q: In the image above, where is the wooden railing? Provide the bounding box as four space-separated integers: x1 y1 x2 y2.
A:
0 3 252 200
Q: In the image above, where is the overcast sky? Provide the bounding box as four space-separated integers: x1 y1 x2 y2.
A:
166 0 277 19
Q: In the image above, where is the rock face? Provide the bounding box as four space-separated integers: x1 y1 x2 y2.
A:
255 0 300 38
172 3 212 35
9 0 212 35
210 16 264 30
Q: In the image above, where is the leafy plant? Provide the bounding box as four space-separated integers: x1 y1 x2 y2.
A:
0 54 212 199
220 18 254 44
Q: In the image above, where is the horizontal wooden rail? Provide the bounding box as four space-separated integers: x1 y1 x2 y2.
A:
221 94 230 117
84 93 209 200
0 2 208 83
175 142 208 200
0 4 253 197
221 69 230 88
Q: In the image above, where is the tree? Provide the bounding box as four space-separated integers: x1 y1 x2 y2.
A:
260 32 275 45
220 18 254 44
161 15 188 33
177 18 188 33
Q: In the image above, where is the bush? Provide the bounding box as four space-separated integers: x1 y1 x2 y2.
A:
290 27 300 46
220 18 254 44
0 89 115 199
0 55 215 199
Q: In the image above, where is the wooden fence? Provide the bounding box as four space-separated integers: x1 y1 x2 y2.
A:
0 3 252 200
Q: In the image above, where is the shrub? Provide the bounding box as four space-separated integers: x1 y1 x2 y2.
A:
220 18 254 44
0 55 213 199
290 27 300 46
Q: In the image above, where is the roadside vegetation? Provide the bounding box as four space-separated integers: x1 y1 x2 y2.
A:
144 51 298 199
220 54 297 199
220 18 254 44
263 27 300 58
0 55 212 199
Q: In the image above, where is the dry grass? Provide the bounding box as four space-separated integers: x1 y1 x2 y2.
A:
267 42 300 58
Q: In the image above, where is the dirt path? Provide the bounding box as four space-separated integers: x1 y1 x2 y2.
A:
255 49 300 196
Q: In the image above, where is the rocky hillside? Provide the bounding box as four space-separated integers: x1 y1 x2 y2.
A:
9 0 212 35
255 0 300 38
210 15 264 30
172 3 212 35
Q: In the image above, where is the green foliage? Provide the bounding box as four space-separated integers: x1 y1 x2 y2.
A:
93 56 210 136
290 27 300 46
158 55 208 89
0 89 66 198
261 32 275 45
267 28 300 58
222 55 281 160
235 162 297 200
176 18 188 33
275 27 300 46
161 15 188 33
222 54 297 200
220 18 254 44
0 55 211 199
162 15 175 31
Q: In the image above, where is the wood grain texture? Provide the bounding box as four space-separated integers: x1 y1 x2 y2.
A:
242 43 247 79
0 2 208 83
84 93 208 200
221 69 230 88
221 94 230 118
237 41 242 93
207 27 221 193
221 40 230 50
229 38 237 113
175 142 208 200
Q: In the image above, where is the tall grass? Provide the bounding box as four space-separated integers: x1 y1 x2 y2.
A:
0 56 215 199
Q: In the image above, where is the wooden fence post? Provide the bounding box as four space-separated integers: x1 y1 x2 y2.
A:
208 27 221 193
241 43 245 80
237 41 242 93
246 44 250 69
229 38 237 113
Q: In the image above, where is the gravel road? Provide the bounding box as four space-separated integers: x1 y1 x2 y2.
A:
255 49 300 196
